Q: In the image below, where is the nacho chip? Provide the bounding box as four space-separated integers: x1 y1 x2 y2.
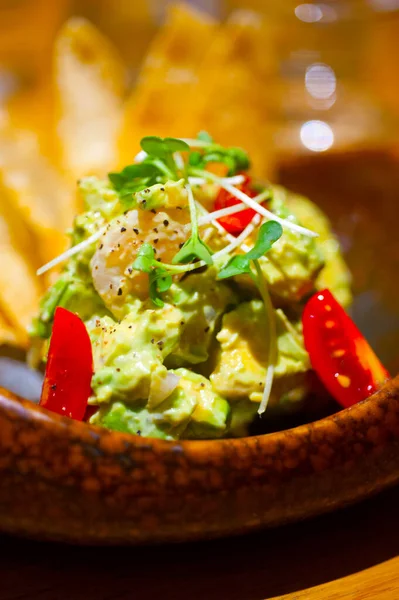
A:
0 207 42 344
54 17 126 181
178 10 278 178
0 312 20 348
5 78 56 165
118 4 216 165
0 128 73 270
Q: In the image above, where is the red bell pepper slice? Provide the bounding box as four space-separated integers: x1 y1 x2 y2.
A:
40 307 93 421
302 289 390 408
214 174 259 235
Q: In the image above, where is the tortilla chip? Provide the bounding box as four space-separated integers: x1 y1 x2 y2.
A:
5 78 56 166
178 10 278 179
0 312 20 348
0 128 73 270
54 17 126 181
0 208 43 344
118 4 216 165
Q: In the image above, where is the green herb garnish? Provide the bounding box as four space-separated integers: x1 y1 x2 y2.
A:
108 136 190 203
187 133 250 175
172 184 213 266
140 136 189 181
216 220 282 415
132 243 173 308
218 221 283 279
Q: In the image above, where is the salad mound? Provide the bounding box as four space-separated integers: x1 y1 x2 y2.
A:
31 133 361 440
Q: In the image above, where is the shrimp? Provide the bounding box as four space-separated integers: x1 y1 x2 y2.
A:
91 207 189 317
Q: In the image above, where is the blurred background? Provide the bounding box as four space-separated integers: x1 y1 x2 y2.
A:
1 0 399 158
0 0 398 373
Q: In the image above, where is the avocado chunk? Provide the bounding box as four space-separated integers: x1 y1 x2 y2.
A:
256 187 324 303
90 401 176 440
78 176 121 220
285 190 352 308
165 269 236 366
211 300 310 409
165 368 230 439
89 304 184 406
90 367 230 440
135 179 188 211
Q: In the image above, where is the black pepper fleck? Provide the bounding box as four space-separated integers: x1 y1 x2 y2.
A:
121 227 126 232
163 219 169 227
117 288 122 296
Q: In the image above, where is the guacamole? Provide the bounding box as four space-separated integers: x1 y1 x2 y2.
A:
32 134 351 440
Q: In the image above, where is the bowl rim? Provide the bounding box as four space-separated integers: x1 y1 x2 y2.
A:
1 373 398 455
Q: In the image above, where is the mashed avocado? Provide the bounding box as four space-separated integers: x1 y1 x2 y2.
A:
211 300 309 404
90 368 230 439
32 135 352 440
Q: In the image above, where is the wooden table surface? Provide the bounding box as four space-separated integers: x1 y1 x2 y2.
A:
1 484 399 600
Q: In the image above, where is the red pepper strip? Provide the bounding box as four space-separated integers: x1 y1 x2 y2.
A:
214 174 259 235
302 289 390 408
40 307 93 421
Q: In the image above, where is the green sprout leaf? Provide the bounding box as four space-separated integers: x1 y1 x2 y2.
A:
140 136 189 159
140 136 167 159
108 162 161 206
188 151 202 167
139 136 189 181
132 243 173 307
172 183 213 266
186 140 250 176
227 147 250 172
120 163 159 179
172 236 213 266
108 172 125 190
246 221 283 261
149 269 172 308
163 138 190 153
132 242 155 273
218 220 283 280
197 131 213 143
216 254 251 279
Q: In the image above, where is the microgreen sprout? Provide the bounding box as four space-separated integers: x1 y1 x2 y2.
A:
217 221 283 280
172 184 213 266
132 242 208 307
108 136 190 203
217 220 283 414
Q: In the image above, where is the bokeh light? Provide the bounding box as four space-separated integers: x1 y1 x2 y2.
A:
305 63 336 100
300 120 334 151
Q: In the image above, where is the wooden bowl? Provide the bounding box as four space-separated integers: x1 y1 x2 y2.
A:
1 149 399 544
